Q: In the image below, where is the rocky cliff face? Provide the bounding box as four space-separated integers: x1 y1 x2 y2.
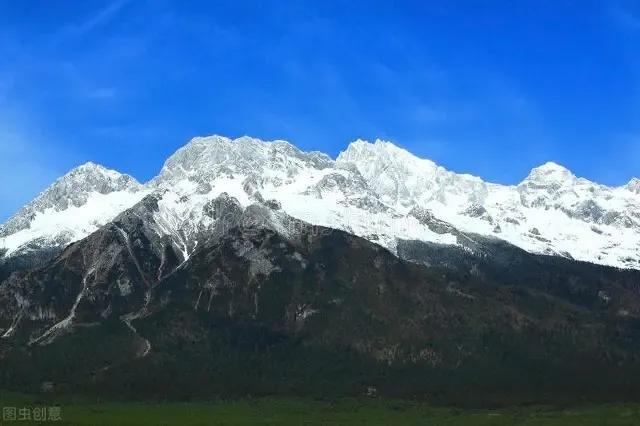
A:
2 191 640 402
3 135 638 273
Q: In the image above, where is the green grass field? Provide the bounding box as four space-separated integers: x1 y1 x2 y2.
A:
1 393 640 425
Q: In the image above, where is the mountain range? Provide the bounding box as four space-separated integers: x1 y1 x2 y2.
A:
1 135 639 403
2 135 639 272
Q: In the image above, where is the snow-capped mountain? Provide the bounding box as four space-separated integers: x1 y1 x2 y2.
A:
0 162 147 260
1 135 638 270
337 140 640 268
146 136 456 260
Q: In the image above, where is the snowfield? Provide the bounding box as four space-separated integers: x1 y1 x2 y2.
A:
1 135 638 270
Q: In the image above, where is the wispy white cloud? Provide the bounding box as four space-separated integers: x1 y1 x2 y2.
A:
59 0 131 38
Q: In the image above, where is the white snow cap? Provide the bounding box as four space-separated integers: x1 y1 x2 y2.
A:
2 135 640 271
626 178 640 194
523 161 575 183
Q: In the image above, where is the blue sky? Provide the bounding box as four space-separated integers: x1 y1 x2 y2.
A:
1 1 639 221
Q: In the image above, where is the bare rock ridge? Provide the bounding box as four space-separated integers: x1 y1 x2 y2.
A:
1 135 639 271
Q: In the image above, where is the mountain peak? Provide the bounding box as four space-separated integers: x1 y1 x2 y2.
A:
346 138 408 151
66 161 101 175
373 139 415 156
59 161 140 189
533 161 570 172
76 160 99 169
188 134 231 144
338 138 425 166
154 135 333 187
66 161 129 180
0 162 142 238
627 177 640 194
523 161 574 183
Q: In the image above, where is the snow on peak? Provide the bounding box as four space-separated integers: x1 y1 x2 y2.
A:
74 160 107 171
338 138 485 207
0 162 146 257
44 160 140 198
153 135 332 187
535 161 567 171
626 178 640 194
62 160 139 184
337 138 640 269
2 161 141 230
339 138 433 165
3 133 640 272
522 161 575 184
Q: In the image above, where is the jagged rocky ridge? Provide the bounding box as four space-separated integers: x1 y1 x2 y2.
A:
1 135 639 273
338 140 640 268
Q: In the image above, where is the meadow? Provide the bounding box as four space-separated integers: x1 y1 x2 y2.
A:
2 393 640 425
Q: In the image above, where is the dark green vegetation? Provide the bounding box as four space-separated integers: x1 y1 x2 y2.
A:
2 393 640 425
2 195 640 406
